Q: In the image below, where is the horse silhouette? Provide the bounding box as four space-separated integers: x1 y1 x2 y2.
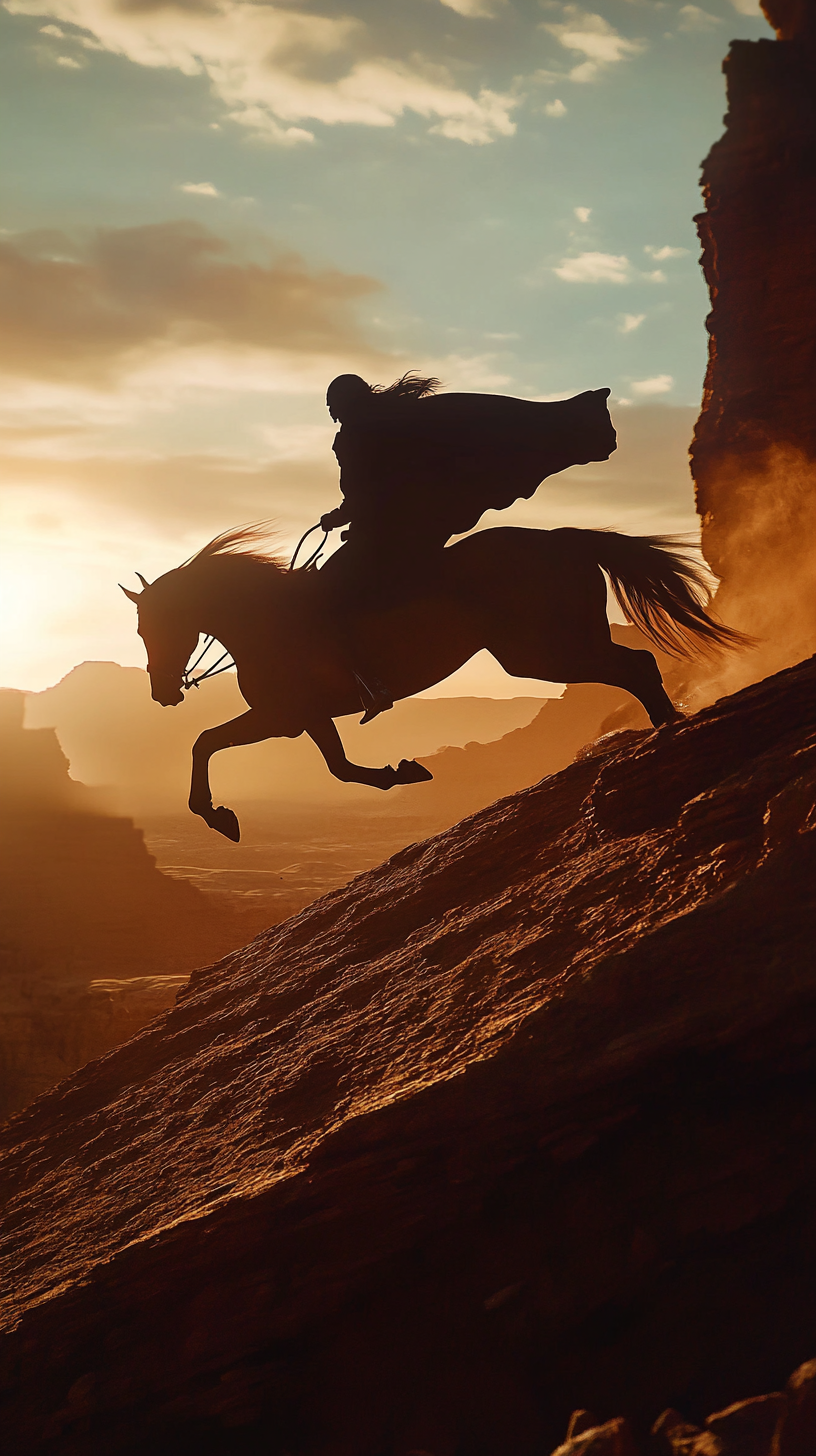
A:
122 525 744 842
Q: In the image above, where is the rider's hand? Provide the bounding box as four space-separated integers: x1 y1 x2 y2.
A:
320 508 346 532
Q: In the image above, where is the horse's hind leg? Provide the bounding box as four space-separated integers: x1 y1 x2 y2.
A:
599 644 680 728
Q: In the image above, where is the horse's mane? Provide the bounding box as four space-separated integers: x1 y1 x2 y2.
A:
372 371 441 400
184 524 287 573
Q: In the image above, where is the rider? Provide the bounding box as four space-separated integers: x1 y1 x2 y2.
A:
318 372 446 721
317 369 617 721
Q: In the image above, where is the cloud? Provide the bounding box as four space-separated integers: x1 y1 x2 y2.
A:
179 182 221 197
574 205 591 222
0 221 383 385
729 0 763 12
543 7 645 84
619 313 645 333
544 98 567 116
644 244 689 260
6 0 517 144
632 374 674 395
438 0 507 14
677 4 721 29
55 52 81 65
553 251 630 283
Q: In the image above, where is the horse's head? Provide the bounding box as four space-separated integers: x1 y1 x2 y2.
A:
121 570 199 707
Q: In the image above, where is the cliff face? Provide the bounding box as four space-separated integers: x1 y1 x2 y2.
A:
1 657 816 1455
0 690 257 1117
690 0 816 691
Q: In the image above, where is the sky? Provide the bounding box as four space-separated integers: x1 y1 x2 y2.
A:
0 0 773 694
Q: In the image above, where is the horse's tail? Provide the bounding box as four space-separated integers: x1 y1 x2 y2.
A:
582 529 752 656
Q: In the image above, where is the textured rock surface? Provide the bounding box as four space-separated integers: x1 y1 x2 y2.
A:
690 0 816 687
1 658 816 1454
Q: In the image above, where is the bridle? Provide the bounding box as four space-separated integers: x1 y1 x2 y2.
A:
178 521 326 692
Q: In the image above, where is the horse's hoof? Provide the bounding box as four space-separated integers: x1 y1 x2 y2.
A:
207 805 241 842
395 758 433 785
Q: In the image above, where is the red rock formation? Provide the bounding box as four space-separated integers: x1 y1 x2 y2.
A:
1 655 816 1453
690 0 816 689
0 689 260 1116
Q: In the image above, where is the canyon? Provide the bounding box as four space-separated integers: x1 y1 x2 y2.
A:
1 653 815 1454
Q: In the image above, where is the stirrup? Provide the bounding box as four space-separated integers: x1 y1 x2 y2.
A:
354 672 394 724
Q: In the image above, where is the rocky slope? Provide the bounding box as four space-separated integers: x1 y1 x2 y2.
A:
1 655 815 1453
0 663 810 1456
690 0 816 690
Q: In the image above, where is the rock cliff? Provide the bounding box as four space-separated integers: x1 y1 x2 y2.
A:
0 689 256 1117
1 655 815 1454
690 0 816 694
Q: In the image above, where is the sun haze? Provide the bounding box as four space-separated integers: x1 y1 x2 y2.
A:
0 0 772 690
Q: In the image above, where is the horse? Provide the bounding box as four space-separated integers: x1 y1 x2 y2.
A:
121 525 744 842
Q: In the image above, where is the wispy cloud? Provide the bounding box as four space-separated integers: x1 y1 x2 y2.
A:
544 98 567 116
7 0 517 144
618 313 645 333
543 7 645 84
179 182 221 198
632 374 673 395
644 244 689 260
553 251 630 283
438 0 507 14
677 5 721 30
574 205 591 222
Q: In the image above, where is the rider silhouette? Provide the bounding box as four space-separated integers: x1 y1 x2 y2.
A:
318 370 617 720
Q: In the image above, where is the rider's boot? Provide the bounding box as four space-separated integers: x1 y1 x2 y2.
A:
354 671 394 724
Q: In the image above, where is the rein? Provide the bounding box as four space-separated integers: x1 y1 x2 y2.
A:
181 635 236 692
289 521 328 572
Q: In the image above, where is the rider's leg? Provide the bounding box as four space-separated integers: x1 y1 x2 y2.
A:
317 542 394 721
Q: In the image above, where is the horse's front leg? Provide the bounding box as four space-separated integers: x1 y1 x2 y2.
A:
306 718 433 791
190 708 278 841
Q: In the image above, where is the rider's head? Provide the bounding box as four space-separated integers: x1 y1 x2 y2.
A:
326 374 373 423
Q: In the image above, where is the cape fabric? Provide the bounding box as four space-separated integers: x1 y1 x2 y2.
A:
332 387 617 548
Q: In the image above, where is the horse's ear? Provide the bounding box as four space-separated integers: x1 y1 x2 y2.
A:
120 584 141 603
136 572 151 588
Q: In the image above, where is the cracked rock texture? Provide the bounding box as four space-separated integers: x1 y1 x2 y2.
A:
1 657 816 1455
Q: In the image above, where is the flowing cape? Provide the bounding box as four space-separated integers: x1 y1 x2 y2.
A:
332 387 617 545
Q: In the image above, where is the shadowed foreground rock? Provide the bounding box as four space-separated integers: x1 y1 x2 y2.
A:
1 657 816 1455
547 1354 816 1455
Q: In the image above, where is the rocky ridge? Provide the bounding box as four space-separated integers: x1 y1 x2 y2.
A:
1 656 816 1454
